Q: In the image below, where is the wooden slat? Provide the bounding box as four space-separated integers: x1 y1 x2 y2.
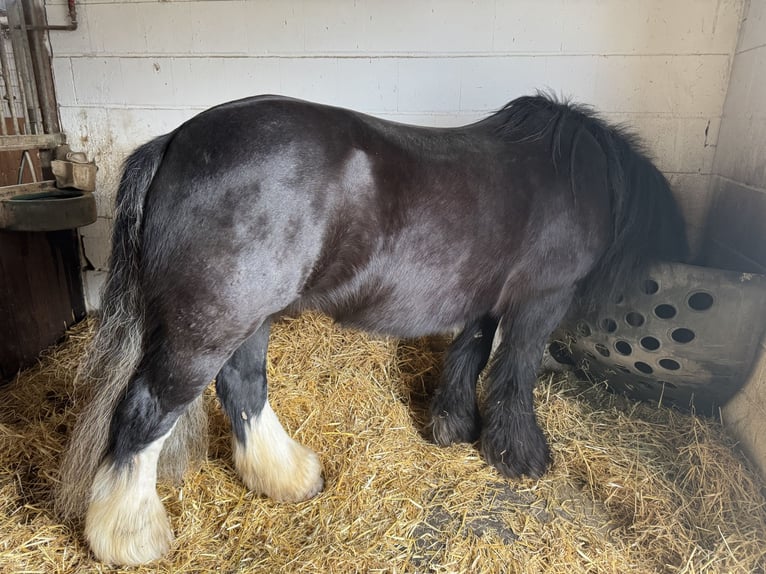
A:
0 132 65 151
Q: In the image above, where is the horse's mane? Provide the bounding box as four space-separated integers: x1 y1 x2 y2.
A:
492 91 648 171
491 91 688 311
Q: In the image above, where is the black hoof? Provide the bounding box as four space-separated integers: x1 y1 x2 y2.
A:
480 417 551 479
429 391 480 446
430 409 481 446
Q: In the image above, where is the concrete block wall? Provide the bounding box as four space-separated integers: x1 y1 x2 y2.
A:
706 0 766 274
44 0 745 306
710 0 766 479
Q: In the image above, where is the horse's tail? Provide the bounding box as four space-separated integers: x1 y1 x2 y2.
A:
499 93 688 309
55 133 208 522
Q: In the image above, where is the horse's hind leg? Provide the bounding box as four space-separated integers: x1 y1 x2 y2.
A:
85 334 239 565
215 319 323 501
481 288 575 478
430 314 498 445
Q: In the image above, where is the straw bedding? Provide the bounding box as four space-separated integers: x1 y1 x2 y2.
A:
1 312 764 573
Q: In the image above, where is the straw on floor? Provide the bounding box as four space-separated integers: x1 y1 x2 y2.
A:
1 312 764 573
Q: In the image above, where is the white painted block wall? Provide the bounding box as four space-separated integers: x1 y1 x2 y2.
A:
42 0 745 307
715 0 766 478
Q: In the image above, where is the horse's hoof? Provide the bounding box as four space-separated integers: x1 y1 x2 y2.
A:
430 409 481 446
233 402 323 502
429 387 481 445
236 438 324 502
483 445 551 479
85 463 173 565
480 423 551 479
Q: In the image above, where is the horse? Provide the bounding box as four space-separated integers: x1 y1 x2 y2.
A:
55 92 687 565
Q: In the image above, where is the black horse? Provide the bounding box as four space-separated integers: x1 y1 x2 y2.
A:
56 93 686 565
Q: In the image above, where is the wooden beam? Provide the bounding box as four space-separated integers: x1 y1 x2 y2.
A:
0 133 66 151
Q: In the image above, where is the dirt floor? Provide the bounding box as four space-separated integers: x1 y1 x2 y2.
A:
1 313 764 573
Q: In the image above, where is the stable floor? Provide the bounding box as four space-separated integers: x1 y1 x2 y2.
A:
1 313 764 573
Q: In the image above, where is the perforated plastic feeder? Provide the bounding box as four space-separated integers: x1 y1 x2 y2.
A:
553 263 766 414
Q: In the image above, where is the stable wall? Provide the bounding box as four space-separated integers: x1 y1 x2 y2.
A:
711 0 766 478
43 0 745 307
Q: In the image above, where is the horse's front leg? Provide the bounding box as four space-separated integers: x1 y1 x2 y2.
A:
481 288 574 478
430 314 498 445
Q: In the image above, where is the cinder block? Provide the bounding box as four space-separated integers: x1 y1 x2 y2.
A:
78 215 110 239
326 59 399 112
589 55 730 116
458 56 550 111
55 0 149 3
536 56 599 103
493 0 566 53
81 217 113 271
86 3 144 54
715 116 766 187
70 58 124 105
396 59 461 112
45 2 93 56
458 54 731 117
455 54 729 117
303 0 494 54
173 57 398 111
191 1 250 54
83 270 108 311
142 1 193 54
243 0 306 54
705 176 766 270
722 47 766 116
57 106 111 159
169 58 280 108
667 173 714 233
715 43 766 187
120 58 175 107
608 115 719 174
218 58 283 103
737 0 766 54
494 0 743 55
51 58 76 106
279 58 342 106
105 108 193 152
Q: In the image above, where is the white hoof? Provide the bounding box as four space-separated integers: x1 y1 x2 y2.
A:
85 434 173 565
234 401 324 502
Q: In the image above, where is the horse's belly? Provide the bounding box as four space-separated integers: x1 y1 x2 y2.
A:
321 266 496 338
336 300 466 338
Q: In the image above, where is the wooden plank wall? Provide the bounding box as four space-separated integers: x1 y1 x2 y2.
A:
0 229 85 380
